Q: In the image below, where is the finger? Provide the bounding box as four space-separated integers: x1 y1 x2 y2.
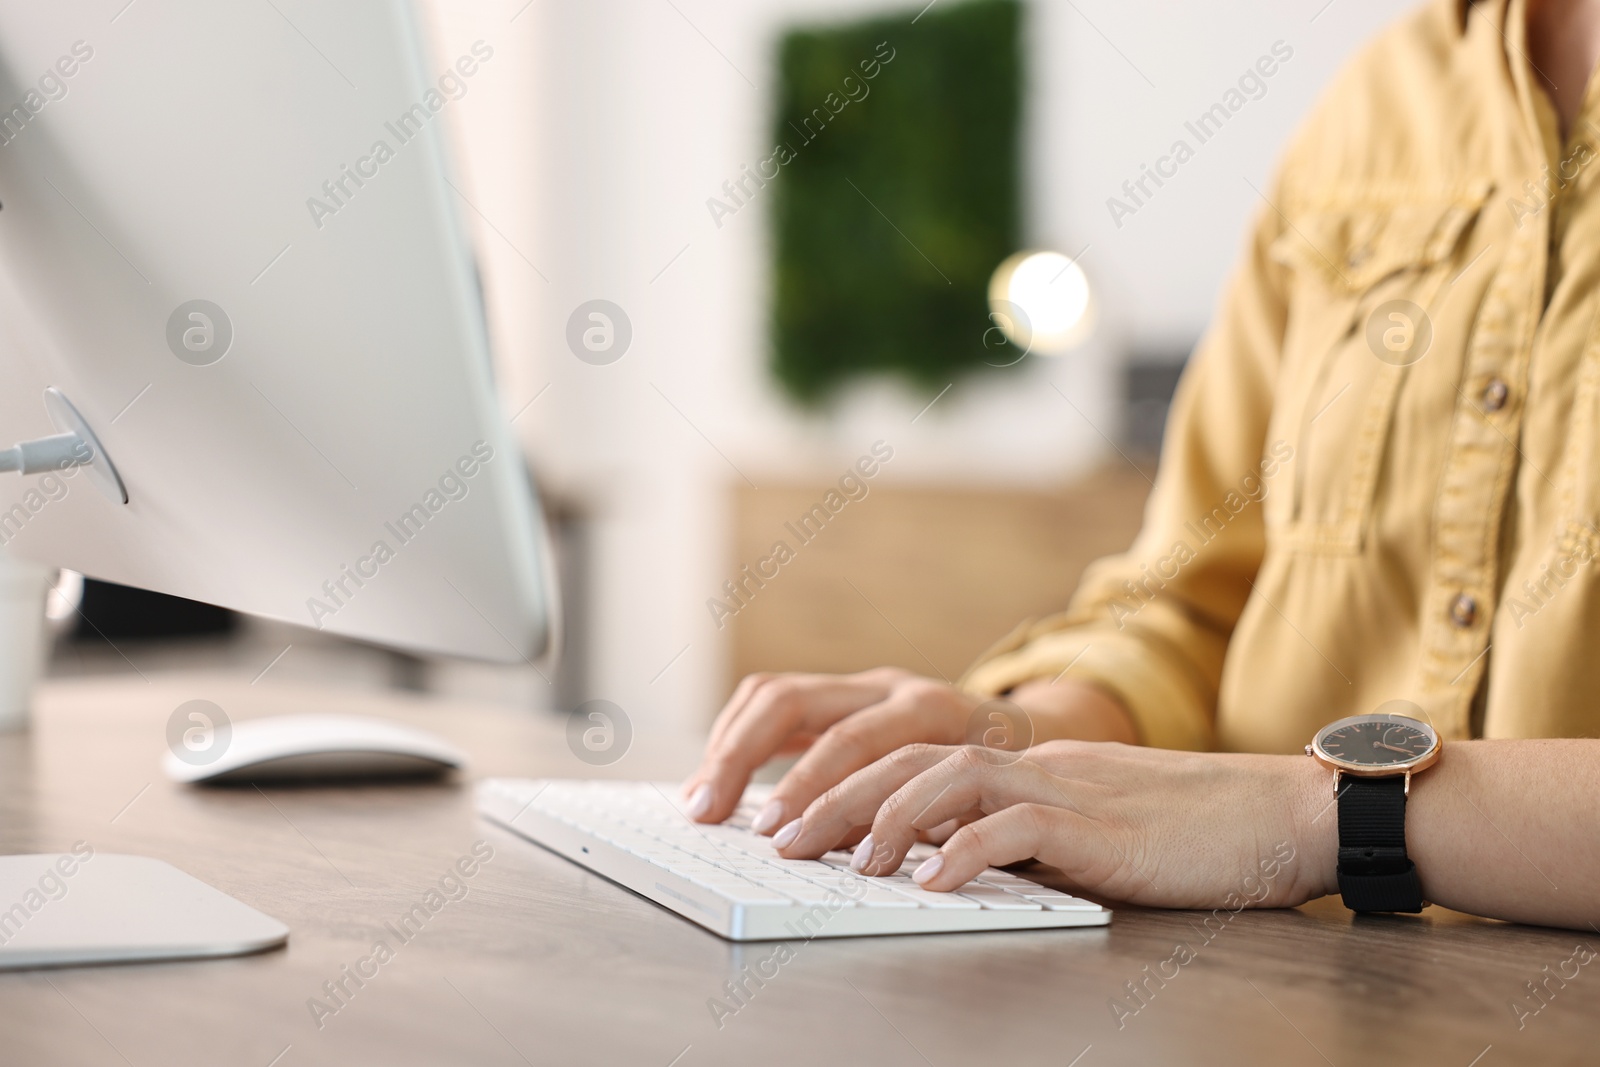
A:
686 673 896 823
681 672 775 803
776 742 957 859
913 804 1097 892
761 692 971 838
703 672 772 752
863 747 1061 875
771 732 820 758
836 825 870 850
919 808 985 845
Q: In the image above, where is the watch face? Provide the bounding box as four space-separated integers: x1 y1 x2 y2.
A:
1312 713 1440 773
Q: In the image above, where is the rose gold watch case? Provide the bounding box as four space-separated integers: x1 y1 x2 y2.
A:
1304 712 1441 794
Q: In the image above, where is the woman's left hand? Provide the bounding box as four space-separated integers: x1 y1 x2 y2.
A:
773 740 1337 910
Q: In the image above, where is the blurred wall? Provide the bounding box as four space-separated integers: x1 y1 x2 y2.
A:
420 0 1411 732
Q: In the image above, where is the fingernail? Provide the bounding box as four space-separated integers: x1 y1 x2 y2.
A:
851 834 876 873
772 818 803 849
686 783 713 820
751 799 784 835
912 854 944 885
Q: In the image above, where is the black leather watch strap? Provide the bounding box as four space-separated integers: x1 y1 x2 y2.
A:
1336 775 1424 913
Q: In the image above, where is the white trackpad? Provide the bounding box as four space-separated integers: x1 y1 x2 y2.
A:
0 851 287 970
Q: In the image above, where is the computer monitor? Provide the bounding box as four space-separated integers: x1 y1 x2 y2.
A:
0 1 553 663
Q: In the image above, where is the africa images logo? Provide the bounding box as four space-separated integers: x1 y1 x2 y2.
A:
306 441 495 627
0 39 94 149
304 42 494 231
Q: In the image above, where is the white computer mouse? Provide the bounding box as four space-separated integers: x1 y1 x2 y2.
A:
162 714 468 785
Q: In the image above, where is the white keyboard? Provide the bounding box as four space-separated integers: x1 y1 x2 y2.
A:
477 778 1110 941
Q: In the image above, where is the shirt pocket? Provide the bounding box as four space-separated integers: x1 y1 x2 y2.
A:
1265 184 1490 554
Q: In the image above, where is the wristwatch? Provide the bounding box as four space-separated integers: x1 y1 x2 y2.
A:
1306 712 1441 914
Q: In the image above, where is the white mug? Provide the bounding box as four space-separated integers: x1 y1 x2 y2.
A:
0 551 51 732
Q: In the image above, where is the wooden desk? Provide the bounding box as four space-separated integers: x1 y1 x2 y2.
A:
0 673 1594 1066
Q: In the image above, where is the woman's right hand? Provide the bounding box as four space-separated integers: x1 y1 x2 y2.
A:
681 667 1138 834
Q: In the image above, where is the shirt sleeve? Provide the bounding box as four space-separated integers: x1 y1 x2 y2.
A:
960 192 1291 751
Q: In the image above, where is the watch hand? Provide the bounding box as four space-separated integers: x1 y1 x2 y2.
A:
1373 741 1413 755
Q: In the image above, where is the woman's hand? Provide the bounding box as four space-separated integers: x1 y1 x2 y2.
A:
773 740 1336 910
682 668 981 830
683 668 1137 832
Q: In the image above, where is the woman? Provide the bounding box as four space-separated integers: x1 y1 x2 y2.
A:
684 0 1600 932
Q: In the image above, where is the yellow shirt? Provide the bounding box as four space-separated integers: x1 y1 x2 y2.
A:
963 0 1600 753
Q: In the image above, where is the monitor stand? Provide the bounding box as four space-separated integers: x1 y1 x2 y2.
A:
0 852 288 969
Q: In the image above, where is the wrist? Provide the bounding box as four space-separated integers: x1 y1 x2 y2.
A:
1288 751 1340 901
1008 678 1140 745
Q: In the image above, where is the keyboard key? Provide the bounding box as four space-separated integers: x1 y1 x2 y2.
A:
955 886 1044 911
878 884 981 909
767 858 831 871
1020 890 1102 911
849 886 920 908
754 879 835 902
1030 896 1102 912
812 870 864 889
809 877 872 896
667 865 723 880
633 850 684 863
782 885 855 905
751 870 812 886
975 872 1043 889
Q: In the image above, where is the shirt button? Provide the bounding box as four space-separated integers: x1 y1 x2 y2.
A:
1449 594 1478 628
1481 378 1510 412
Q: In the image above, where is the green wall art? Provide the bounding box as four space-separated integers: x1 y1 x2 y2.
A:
766 0 1023 405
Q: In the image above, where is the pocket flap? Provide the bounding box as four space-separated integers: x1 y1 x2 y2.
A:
1270 179 1492 292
